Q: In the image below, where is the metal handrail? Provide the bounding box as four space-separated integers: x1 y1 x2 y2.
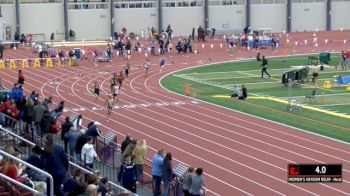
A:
0 173 39 194
0 150 54 196
0 124 137 196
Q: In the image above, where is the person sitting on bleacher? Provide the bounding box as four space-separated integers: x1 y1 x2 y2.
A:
26 145 46 182
0 148 26 183
63 169 86 196
98 177 111 196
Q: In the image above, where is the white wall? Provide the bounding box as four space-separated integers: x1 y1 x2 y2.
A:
163 7 203 36
292 3 326 32
0 4 16 40
209 6 245 32
331 2 350 30
68 9 110 40
114 8 157 37
20 4 64 41
251 4 286 32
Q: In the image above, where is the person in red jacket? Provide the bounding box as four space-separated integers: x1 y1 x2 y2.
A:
18 69 25 85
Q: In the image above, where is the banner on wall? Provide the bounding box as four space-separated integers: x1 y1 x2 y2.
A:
0 57 78 69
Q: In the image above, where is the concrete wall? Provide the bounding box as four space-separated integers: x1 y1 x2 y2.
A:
0 4 16 40
114 8 157 37
209 6 245 33
251 4 286 32
291 2 326 32
20 3 64 41
331 2 350 30
68 9 110 40
163 7 204 36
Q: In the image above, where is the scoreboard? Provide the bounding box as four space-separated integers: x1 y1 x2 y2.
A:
288 164 342 183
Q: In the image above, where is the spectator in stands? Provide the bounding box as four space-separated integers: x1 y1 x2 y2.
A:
16 94 26 122
1 151 26 183
98 177 111 196
29 91 37 102
121 139 136 163
61 116 73 152
63 169 86 196
25 97 34 132
81 136 100 169
75 128 89 161
50 101 65 120
162 152 173 196
119 155 137 193
0 41 4 59
73 114 83 131
86 121 102 143
42 96 52 110
41 134 69 196
152 149 164 196
20 34 27 44
17 69 25 85
26 145 47 182
40 109 54 136
86 174 99 195
33 100 46 136
132 139 147 185
121 134 132 154
183 167 194 196
189 168 205 196
65 125 81 158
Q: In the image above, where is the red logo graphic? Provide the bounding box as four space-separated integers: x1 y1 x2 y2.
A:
289 165 300 175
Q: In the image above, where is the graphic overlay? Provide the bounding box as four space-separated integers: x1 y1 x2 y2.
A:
288 164 342 183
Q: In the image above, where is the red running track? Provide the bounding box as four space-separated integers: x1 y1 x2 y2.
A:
1 31 350 195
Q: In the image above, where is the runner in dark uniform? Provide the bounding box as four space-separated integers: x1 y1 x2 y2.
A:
93 81 100 101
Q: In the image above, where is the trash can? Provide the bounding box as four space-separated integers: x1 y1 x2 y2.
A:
319 52 330 64
74 48 81 59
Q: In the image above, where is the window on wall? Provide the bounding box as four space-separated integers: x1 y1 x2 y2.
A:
68 0 109 9
208 0 246 6
251 0 286 4
114 0 156 8
291 0 325 2
0 0 14 4
19 0 62 3
162 0 204 7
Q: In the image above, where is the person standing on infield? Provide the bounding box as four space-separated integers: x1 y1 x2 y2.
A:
261 56 271 78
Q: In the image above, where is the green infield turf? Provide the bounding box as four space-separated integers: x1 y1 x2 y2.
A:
161 54 350 143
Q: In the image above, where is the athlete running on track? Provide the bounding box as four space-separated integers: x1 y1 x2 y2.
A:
144 58 150 78
105 95 114 122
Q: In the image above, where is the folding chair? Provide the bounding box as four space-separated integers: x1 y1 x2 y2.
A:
305 89 317 104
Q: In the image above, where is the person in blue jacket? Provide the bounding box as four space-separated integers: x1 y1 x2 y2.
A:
41 134 69 196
